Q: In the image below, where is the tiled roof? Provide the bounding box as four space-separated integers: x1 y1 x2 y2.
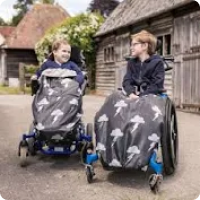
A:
6 4 69 49
96 0 192 36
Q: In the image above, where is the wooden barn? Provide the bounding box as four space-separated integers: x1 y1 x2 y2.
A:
95 0 200 111
0 4 69 86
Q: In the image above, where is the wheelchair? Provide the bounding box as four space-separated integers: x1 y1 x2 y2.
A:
18 47 92 167
83 57 178 194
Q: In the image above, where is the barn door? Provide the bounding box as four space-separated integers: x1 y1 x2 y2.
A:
174 12 200 108
173 16 184 107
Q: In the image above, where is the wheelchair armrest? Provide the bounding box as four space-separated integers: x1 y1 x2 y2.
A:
31 79 40 96
117 87 128 96
81 80 88 96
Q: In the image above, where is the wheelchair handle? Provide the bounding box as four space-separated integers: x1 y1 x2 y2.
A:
161 57 174 72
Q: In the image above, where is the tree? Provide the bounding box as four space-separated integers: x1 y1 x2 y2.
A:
88 0 120 17
35 13 104 89
11 0 35 26
11 0 55 26
0 17 7 26
39 0 55 4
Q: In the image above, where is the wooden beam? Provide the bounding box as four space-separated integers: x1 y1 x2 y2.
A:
19 62 25 94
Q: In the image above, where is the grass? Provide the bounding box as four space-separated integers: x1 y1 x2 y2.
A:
0 85 31 95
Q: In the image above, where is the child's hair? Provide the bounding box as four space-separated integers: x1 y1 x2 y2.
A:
48 38 70 61
131 30 157 55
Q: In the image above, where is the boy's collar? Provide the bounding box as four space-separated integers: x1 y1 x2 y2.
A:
55 60 62 66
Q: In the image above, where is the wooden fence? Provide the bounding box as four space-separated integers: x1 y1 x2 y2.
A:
19 62 36 94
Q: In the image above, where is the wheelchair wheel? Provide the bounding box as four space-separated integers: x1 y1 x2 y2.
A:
86 123 93 137
100 154 110 170
27 123 36 156
86 165 94 183
161 98 178 175
18 140 29 167
80 123 94 163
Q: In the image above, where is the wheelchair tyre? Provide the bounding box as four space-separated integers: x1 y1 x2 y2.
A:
80 123 93 163
86 123 93 138
100 155 110 170
18 140 29 167
161 98 178 175
27 123 36 156
86 165 94 183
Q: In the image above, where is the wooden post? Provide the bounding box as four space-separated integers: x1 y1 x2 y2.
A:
19 62 25 94
1 49 7 85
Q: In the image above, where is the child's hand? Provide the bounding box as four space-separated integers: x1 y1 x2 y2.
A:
128 93 139 100
31 75 37 80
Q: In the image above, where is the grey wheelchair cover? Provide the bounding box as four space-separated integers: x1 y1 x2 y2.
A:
95 91 167 170
32 69 82 132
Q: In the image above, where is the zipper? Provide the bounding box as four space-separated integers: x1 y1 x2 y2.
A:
139 62 142 82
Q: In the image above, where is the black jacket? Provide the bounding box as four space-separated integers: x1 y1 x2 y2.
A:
122 55 165 96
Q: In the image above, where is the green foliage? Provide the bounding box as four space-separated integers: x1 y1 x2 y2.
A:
11 0 54 26
24 64 39 75
40 0 55 3
88 0 120 17
0 17 8 26
0 85 31 95
35 13 104 89
11 0 35 26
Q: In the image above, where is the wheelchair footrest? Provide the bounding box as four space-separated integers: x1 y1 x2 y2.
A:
149 151 163 174
86 153 99 165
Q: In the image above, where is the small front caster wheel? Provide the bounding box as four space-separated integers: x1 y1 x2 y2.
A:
149 174 163 194
86 165 95 184
18 141 29 167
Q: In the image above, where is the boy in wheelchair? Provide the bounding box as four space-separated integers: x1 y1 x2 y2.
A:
122 30 165 97
18 39 92 165
84 31 178 192
31 39 86 95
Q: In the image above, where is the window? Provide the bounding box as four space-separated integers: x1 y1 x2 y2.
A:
104 46 115 63
157 34 171 56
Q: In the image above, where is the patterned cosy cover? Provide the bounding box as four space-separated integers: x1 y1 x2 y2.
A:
95 91 166 170
32 69 82 133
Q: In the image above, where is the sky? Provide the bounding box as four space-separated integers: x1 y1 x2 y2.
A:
0 0 93 21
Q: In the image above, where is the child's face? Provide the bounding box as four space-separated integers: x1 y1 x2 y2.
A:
131 39 148 57
53 44 71 63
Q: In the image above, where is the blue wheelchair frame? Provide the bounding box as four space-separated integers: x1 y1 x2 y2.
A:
21 126 92 156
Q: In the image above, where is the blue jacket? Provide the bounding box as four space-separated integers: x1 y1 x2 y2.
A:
122 55 165 96
36 60 84 85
